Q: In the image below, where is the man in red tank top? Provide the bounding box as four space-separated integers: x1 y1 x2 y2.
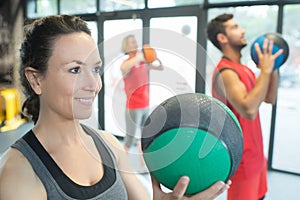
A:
207 14 283 200
120 35 163 157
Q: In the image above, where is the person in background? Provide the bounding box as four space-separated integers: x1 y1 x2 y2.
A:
120 35 163 155
0 14 230 200
207 13 283 200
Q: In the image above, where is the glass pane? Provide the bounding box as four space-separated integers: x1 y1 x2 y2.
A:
87 22 98 44
272 5 300 173
148 0 203 8
149 16 197 108
80 22 100 128
60 0 96 14
27 0 57 18
100 0 144 12
206 6 278 157
208 0 276 3
103 19 143 137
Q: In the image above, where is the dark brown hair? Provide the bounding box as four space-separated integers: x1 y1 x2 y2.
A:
206 13 233 50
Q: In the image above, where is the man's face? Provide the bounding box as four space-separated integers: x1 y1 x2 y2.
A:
223 18 247 50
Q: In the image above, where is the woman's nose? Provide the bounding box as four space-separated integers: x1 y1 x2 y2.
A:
82 70 102 92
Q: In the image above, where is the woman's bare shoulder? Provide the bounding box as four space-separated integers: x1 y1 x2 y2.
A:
91 128 123 148
0 148 46 199
91 129 126 161
0 148 31 177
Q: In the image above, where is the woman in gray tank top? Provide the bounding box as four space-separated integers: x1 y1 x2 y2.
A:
0 14 230 200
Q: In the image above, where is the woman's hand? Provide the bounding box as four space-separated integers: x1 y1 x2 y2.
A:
136 51 145 62
152 176 231 200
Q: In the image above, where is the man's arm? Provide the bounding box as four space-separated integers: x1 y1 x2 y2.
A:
215 39 283 119
216 69 272 119
264 69 279 104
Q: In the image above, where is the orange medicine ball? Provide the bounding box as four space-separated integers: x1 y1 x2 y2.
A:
143 44 157 63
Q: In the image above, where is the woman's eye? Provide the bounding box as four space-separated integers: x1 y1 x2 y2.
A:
69 67 80 74
93 66 101 74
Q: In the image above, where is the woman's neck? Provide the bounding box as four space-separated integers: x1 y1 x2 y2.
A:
33 117 85 149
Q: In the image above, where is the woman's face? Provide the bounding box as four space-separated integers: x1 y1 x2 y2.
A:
39 32 102 120
126 36 138 54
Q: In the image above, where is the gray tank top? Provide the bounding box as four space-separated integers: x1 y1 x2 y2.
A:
12 125 128 200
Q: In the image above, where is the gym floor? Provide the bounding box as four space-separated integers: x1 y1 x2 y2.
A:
0 122 299 199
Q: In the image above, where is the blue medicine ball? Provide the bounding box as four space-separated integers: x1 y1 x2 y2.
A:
251 33 289 70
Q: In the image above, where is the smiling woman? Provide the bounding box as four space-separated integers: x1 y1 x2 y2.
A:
0 14 230 200
42 32 103 120
0 15 142 200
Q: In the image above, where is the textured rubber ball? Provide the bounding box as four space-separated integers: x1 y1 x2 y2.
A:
251 33 289 70
142 93 244 194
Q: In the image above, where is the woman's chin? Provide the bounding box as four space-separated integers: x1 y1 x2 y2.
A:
73 111 93 120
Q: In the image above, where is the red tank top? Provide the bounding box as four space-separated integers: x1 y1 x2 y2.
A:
123 61 149 109
212 57 266 180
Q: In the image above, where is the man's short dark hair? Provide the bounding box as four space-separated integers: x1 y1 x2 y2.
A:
206 13 233 50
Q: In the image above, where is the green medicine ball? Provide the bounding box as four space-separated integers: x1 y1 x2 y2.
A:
142 93 243 194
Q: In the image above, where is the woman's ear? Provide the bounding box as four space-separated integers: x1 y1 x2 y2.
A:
24 67 43 95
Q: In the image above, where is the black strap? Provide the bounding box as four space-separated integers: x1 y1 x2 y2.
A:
23 126 116 199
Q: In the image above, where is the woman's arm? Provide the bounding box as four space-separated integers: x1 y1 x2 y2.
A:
146 58 164 71
120 52 144 76
100 131 150 200
101 131 230 200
